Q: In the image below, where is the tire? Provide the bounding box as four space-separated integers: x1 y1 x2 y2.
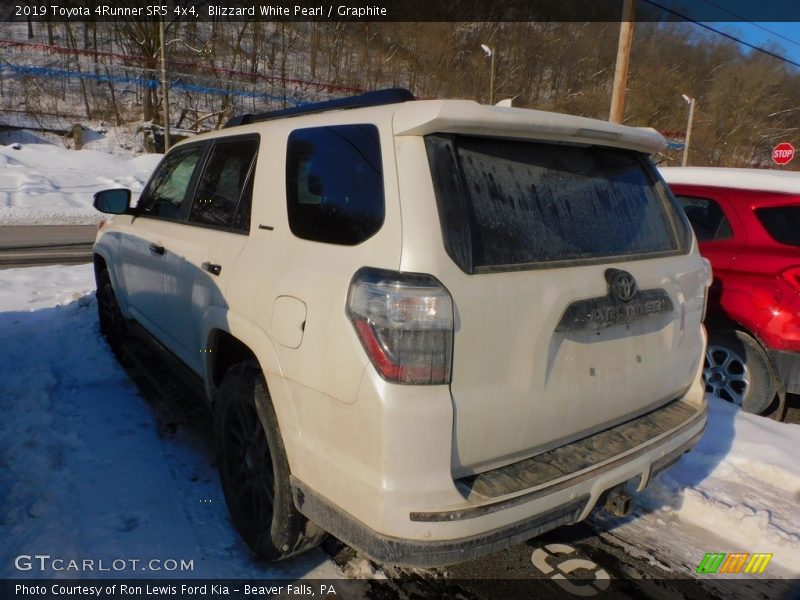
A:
96 269 126 356
214 362 326 559
704 330 784 419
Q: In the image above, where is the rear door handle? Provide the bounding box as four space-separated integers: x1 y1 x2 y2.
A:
202 262 222 276
149 243 165 255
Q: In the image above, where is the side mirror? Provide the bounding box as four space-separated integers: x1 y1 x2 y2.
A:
93 189 132 215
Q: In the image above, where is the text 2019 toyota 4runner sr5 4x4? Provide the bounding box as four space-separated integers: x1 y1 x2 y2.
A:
92 89 709 567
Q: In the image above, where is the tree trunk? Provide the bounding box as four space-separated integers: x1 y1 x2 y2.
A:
65 22 92 119
310 23 319 78
105 64 122 125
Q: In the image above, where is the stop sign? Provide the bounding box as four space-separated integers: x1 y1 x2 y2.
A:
772 142 795 165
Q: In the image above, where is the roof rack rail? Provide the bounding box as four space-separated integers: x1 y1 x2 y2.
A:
224 88 415 128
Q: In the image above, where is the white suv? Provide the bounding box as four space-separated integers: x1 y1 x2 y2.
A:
93 89 709 567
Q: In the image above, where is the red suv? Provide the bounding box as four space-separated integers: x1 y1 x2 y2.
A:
661 167 800 421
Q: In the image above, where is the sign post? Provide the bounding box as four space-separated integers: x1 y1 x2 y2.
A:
772 142 795 166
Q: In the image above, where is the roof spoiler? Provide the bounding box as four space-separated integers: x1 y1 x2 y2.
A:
224 88 415 128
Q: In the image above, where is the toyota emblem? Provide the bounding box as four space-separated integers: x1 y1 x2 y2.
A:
605 269 638 302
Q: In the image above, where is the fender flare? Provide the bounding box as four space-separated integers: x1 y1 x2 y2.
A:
201 307 301 444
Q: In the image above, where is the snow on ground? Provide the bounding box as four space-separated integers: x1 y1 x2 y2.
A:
0 264 341 579
0 142 160 226
0 123 149 159
593 397 800 578
0 123 146 158
643 400 799 569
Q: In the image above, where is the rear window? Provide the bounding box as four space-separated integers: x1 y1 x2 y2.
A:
755 206 800 247
425 135 684 273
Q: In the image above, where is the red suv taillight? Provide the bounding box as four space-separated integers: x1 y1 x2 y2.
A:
346 268 454 385
781 266 800 293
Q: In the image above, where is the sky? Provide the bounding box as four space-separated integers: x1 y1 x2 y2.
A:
728 22 800 67
650 0 800 70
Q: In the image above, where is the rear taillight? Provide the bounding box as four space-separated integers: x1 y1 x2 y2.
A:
347 268 453 385
781 266 800 293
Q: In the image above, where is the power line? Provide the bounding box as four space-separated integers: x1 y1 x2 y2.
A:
746 24 800 52
698 0 800 51
643 0 800 70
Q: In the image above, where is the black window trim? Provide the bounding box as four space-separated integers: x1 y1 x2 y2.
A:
426 133 691 275
185 133 261 236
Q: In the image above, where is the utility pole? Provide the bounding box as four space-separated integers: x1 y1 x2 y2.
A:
682 95 696 167
159 17 170 152
481 44 496 105
489 51 495 105
609 0 636 123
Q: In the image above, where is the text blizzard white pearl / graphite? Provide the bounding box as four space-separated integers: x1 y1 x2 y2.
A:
208 5 388 17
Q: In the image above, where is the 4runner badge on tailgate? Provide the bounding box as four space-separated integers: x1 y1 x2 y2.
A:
555 269 673 332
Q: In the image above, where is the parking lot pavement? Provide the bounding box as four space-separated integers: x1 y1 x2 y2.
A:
0 224 95 267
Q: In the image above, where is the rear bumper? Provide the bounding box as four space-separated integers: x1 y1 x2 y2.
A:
293 477 590 568
292 395 707 567
768 349 800 394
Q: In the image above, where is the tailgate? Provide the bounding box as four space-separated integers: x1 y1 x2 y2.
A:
446 257 706 475
422 134 706 475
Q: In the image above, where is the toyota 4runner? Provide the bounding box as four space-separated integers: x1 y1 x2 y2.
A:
92 89 709 567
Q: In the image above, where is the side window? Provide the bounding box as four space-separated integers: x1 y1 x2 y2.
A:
286 124 384 245
139 145 205 220
675 195 732 241
755 206 800 247
189 138 259 231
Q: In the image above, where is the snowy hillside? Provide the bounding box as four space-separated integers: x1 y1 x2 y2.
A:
0 143 159 226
